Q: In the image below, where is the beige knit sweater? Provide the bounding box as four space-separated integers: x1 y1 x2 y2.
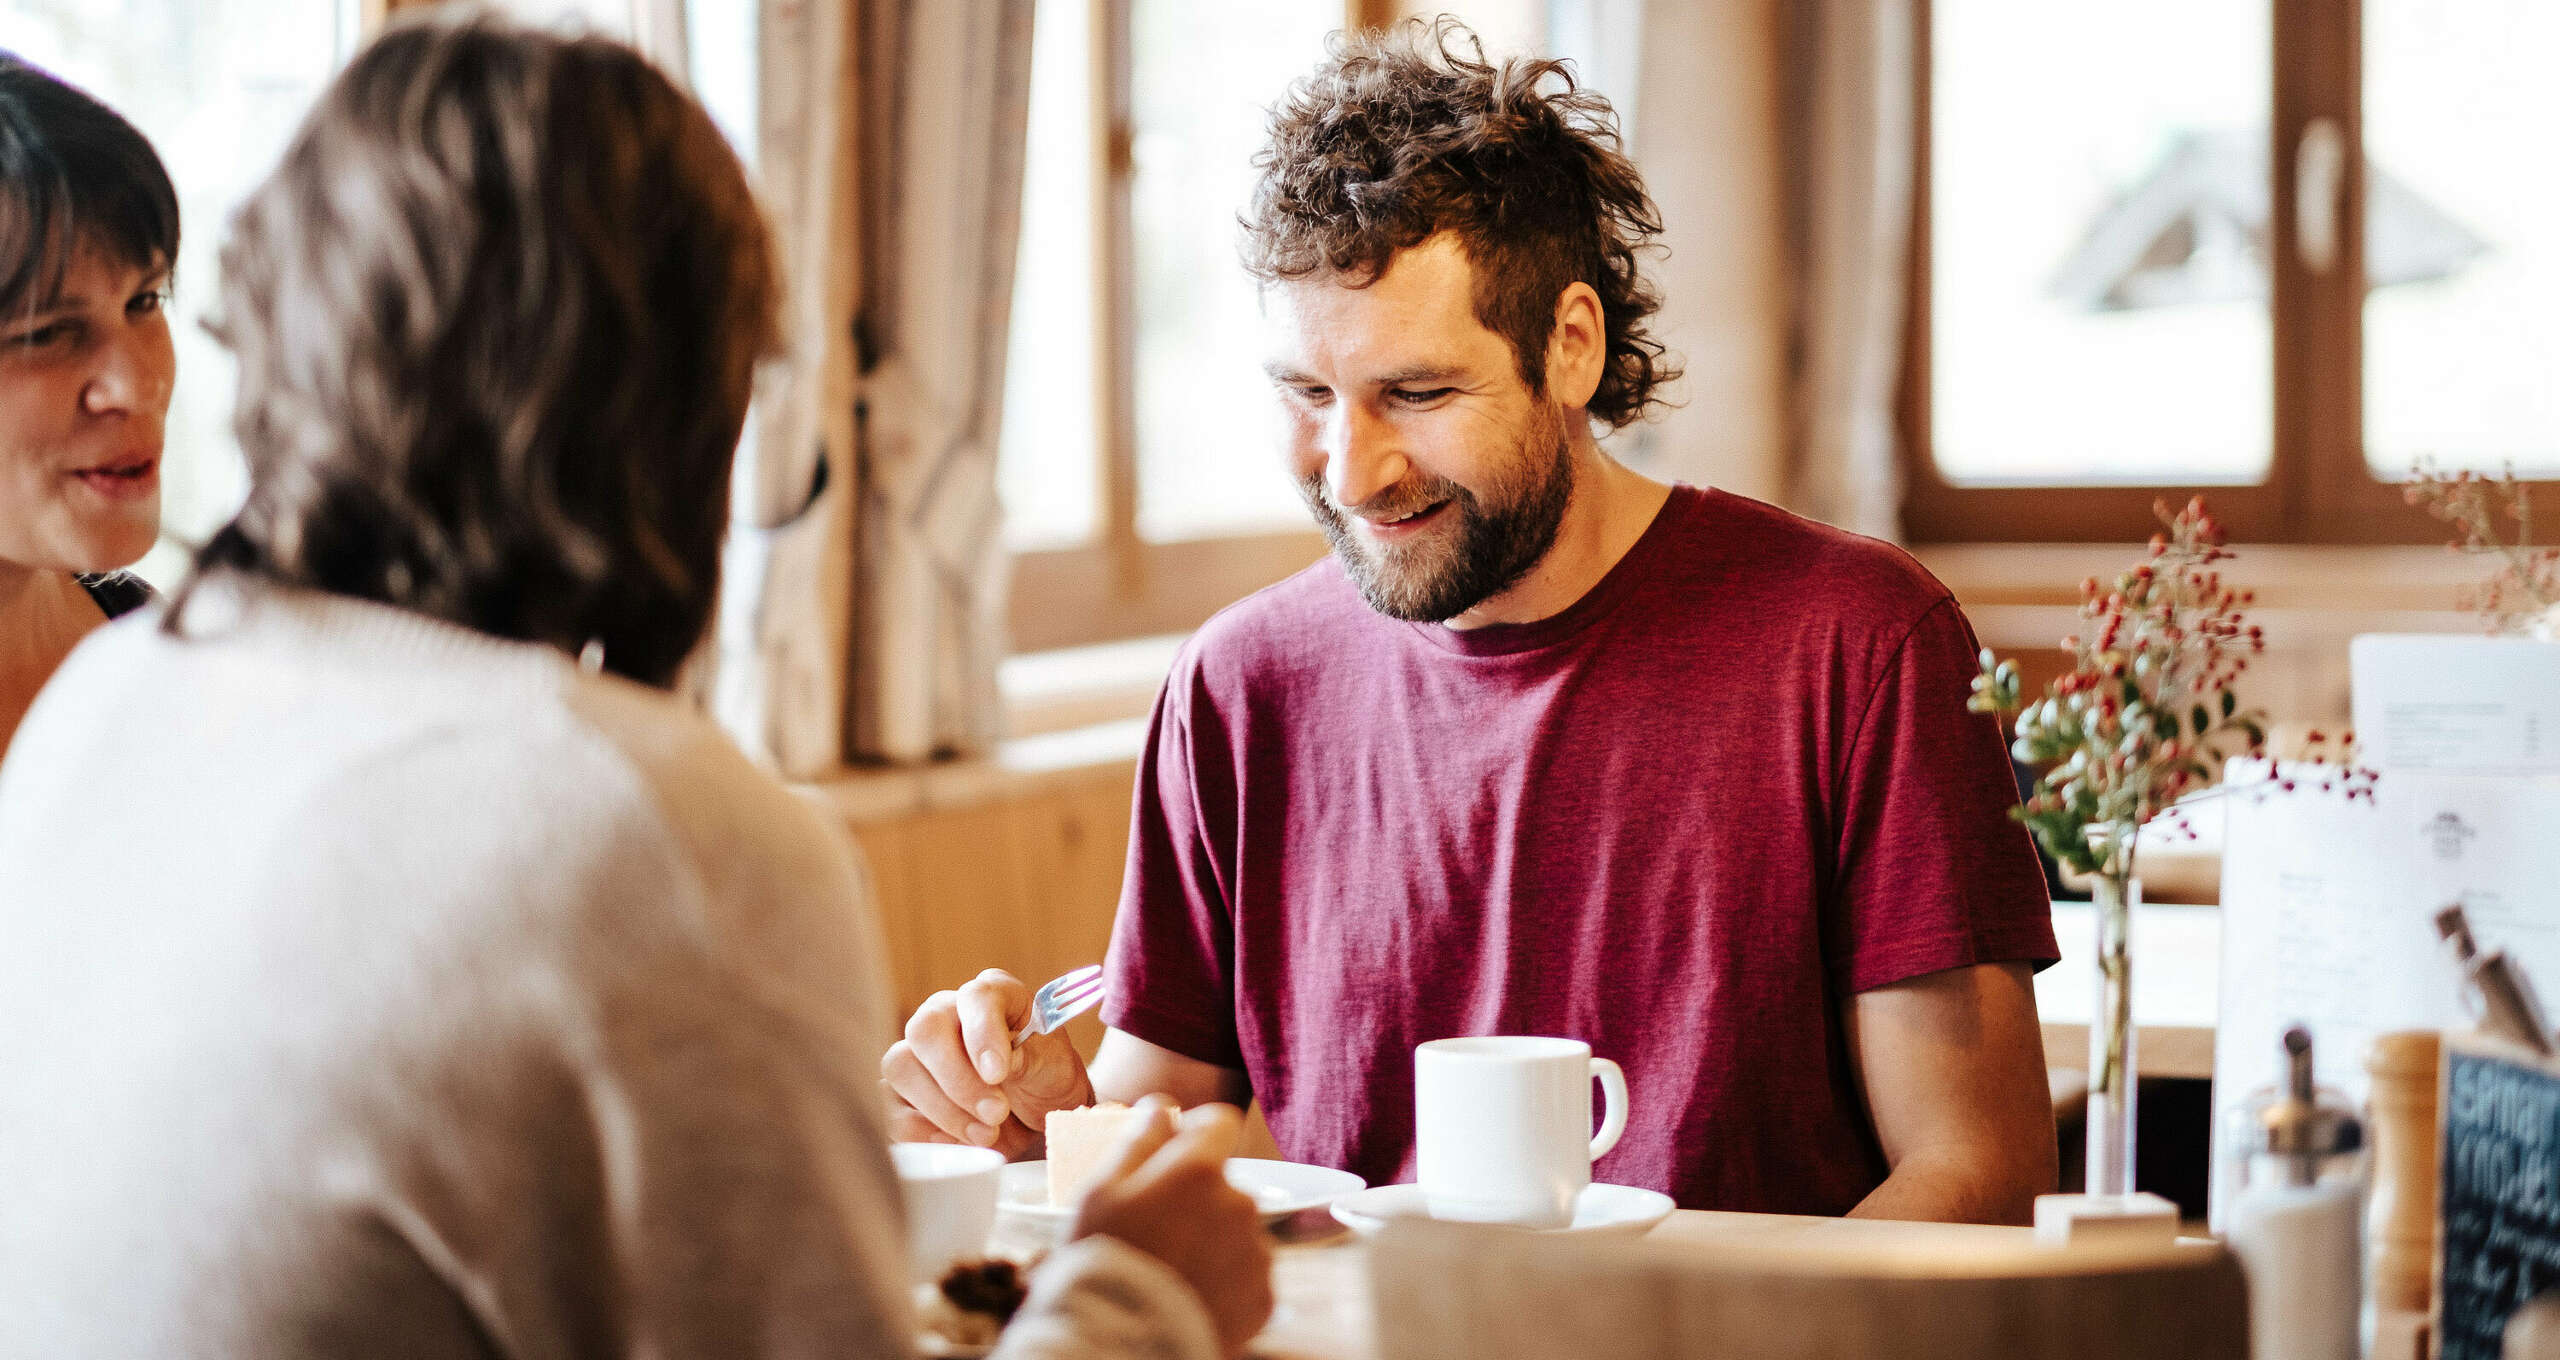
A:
0 580 1217 1360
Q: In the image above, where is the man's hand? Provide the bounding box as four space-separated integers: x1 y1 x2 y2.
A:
882 969 1095 1158
1071 1096 1275 1359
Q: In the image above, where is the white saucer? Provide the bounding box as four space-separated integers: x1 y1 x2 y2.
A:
1000 1158 1367 1225
1328 1182 1675 1238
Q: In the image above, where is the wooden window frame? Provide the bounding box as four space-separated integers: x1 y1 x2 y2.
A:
1900 0 2532 546
1006 0 1396 653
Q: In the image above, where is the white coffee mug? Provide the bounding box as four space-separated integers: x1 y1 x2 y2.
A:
1415 1036 1629 1229
892 1142 1006 1281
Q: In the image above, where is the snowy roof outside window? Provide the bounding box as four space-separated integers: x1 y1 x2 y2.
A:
2048 128 2489 311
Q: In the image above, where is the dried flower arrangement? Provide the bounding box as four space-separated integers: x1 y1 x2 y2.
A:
1964 495 2371 1199
1968 497 2282 878
2404 462 2560 638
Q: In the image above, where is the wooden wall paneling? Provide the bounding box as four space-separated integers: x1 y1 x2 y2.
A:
846 817 930 1014
836 761 1139 1018
1031 786 1116 966
1001 777 1137 1065
903 800 1033 1007
829 762 1292 1152
998 795 1069 971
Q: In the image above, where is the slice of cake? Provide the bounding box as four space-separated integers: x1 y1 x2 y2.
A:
1044 1102 1149 1206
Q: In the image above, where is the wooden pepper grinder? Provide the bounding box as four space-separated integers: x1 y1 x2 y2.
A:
2366 1029 2442 1360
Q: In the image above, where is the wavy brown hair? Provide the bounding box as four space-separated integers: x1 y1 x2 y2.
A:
179 12 776 687
1241 16 1677 430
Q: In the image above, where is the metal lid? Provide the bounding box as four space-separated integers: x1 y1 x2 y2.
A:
2253 1027 2365 1178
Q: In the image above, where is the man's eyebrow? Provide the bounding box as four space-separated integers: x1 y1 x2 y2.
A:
1260 361 1472 387
1372 364 1467 387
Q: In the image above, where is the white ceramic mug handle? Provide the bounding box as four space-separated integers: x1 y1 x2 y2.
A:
1588 1057 1627 1161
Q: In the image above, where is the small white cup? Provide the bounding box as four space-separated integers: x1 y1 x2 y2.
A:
892 1142 1006 1281
1415 1036 1629 1229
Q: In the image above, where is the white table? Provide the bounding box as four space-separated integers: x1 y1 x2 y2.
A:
2034 900 2222 1080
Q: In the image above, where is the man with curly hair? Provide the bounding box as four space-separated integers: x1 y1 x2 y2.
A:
887 19 2061 1224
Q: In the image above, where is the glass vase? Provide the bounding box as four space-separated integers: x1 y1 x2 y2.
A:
2084 844 2141 1199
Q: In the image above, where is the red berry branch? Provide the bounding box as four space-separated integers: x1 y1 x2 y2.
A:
1969 497 2370 876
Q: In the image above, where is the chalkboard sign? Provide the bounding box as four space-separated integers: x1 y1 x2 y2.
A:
2439 1037 2560 1360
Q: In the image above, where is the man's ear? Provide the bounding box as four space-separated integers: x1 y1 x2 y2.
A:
1545 280 1606 410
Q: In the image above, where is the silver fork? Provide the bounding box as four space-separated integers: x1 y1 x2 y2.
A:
1013 964 1106 1045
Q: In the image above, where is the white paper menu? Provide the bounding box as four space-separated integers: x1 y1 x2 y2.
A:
2351 635 2560 774
2208 761 2560 1226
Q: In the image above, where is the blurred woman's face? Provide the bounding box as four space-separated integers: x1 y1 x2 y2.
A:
0 245 172 575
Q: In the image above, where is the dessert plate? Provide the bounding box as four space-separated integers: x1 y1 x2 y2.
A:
1328 1182 1675 1238
1000 1158 1366 1225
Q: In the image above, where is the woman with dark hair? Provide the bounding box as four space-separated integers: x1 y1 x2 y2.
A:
0 52 175 761
0 13 1266 1359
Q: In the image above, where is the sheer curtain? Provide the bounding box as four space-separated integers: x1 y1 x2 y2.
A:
380 0 1032 772
727 0 1033 773
716 0 864 776
1778 0 1917 543
843 0 1034 764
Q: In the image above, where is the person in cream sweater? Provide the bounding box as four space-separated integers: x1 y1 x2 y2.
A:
0 14 1269 1359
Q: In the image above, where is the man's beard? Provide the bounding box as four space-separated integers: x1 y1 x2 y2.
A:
1296 402 1577 623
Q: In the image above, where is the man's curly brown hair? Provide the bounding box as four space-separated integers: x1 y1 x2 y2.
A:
1241 16 1677 430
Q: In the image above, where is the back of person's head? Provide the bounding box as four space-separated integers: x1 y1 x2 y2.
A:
1241 17 1675 430
187 11 776 687
0 51 179 322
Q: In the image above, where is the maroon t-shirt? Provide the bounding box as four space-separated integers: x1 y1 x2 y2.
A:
1101 486 2056 1214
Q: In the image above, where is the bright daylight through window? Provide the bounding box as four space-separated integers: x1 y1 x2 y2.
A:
999 0 1340 552
2363 0 2560 478
6 0 666 585
1930 0 2272 487
1929 0 2560 511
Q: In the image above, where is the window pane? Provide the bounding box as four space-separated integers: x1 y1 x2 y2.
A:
685 0 759 167
998 0 1100 549
1931 0 2271 485
2364 1 2560 478
4 0 347 586
1128 0 1336 542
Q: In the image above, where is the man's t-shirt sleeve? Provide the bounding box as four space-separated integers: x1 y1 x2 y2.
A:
1825 596 2060 993
1100 660 1247 1070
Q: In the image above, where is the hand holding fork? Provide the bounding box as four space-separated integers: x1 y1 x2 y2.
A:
883 964 1107 1154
